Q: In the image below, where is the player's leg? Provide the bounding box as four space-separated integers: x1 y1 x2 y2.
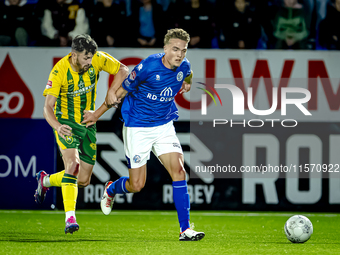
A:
34 128 69 204
35 124 97 204
158 152 189 230
45 124 96 188
37 159 92 193
76 124 97 188
101 165 147 215
154 122 205 241
101 124 151 215
159 152 205 241
60 147 80 234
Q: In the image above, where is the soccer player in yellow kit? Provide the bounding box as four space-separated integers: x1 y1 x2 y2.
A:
34 34 129 234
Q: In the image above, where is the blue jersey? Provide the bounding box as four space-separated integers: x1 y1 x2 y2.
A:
121 53 191 127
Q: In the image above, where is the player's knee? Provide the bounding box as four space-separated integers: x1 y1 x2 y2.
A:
172 167 186 181
77 175 91 188
77 179 90 188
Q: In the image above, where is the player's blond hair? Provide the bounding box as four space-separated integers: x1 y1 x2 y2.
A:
164 28 190 45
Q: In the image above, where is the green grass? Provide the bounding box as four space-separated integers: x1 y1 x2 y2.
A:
0 210 339 255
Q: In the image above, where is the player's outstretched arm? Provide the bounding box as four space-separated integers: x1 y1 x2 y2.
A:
43 94 72 139
81 101 113 127
106 64 129 107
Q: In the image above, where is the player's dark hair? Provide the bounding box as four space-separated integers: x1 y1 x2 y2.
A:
164 28 190 45
71 34 98 55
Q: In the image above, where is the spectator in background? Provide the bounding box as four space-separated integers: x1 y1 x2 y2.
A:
304 0 328 42
319 0 340 50
216 0 261 49
85 0 128 47
166 0 183 29
178 0 214 48
272 0 309 49
130 0 165 48
39 0 89 47
0 0 39 46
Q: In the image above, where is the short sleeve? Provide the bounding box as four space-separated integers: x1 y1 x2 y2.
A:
43 67 62 98
122 60 147 92
92 51 121 75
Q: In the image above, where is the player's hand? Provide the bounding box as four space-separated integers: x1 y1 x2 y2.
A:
180 81 191 94
105 92 121 108
82 110 98 128
56 124 72 140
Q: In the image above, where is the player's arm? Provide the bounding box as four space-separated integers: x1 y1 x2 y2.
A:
180 70 193 94
81 101 111 128
43 94 72 139
105 63 129 107
82 59 129 127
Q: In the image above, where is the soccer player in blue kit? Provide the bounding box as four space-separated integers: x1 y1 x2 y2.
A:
84 28 205 241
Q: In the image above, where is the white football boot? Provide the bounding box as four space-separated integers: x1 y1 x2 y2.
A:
179 228 205 241
101 181 114 215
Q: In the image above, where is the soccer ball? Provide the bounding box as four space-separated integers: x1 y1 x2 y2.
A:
284 215 313 243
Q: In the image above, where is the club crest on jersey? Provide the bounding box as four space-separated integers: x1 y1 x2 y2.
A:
137 64 143 71
177 71 183 81
88 67 95 77
64 136 73 144
133 155 141 163
156 75 160 80
46 80 52 89
130 71 136 80
90 143 96 150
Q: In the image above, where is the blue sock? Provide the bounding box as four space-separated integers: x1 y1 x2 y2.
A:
107 177 129 197
173 180 190 232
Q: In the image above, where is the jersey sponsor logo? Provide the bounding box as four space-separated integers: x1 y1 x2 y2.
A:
67 83 95 97
177 71 183 81
130 70 136 80
156 75 160 81
78 81 85 89
124 79 130 87
133 155 141 163
160 87 173 97
46 80 52 89
137 64 143 71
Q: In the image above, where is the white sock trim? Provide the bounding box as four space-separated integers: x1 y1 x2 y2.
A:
65 211 76 222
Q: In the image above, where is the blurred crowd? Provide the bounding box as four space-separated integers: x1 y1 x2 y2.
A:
0 0 339 50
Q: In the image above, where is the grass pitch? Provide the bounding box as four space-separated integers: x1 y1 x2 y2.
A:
0 210 339 255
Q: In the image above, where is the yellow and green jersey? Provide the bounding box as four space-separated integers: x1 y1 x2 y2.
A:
43 51 120 124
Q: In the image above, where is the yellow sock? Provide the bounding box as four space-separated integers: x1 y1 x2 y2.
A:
61 173 78 212
50 170 65 187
